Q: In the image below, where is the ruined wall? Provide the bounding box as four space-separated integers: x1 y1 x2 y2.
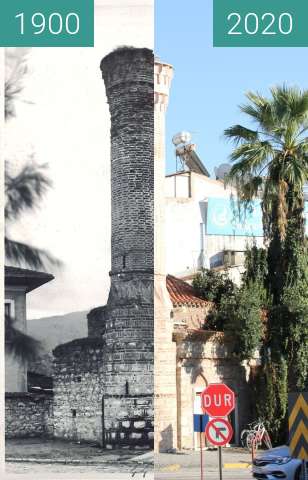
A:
87 306 107 338
5 392 53 438
53 334 153 449
53 339 105 444
100 48 154 448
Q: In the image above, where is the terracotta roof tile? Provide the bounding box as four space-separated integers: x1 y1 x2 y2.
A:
166 274 210 307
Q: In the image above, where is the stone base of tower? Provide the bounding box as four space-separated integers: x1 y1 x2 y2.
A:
102 302 154 449
52 302 154 450
103 394 154 449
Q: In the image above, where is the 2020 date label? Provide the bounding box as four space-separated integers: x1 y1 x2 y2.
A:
214 0 308 47
0 0 94 47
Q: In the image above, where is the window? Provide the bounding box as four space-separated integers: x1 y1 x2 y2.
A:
5 299 15 318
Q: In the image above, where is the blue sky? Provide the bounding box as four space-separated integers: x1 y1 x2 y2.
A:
155 0 308 175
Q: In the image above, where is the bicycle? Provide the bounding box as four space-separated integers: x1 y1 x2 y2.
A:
240 420 259 448
240 420 272 451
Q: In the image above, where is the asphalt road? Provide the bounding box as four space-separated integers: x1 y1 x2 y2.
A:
5 462 154 479
5 462 253 480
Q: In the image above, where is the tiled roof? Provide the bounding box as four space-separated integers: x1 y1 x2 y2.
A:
5 266 54 293
166 274 210 307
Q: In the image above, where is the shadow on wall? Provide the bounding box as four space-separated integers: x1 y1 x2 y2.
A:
159 424 173 453
180 331 216 385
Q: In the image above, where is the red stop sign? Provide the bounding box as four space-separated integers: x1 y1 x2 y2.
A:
201 383 235 417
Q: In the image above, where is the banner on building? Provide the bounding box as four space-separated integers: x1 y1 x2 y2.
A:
206 198 263 236
207 198 308 237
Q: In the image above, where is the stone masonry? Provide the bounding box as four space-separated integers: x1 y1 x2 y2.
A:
5 392 53 438
52 48 154 449
100 47 154 448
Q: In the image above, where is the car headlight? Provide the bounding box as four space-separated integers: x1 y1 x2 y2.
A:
271 456 292 465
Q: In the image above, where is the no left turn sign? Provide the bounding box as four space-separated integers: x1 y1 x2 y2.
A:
205 418 233 447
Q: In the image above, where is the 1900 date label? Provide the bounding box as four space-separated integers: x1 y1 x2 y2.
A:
0 0 94 47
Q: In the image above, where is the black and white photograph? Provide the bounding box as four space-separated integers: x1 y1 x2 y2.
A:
4 1 154 478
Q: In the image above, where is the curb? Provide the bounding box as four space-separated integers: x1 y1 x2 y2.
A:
224 462 251 469
6 457 154 466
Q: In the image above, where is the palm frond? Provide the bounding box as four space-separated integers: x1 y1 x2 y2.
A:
5 48 30 120
5 237 62 271
224 125 259 145
5 162 52 221
5 314 41 362
271 85 308 124
229 141 275 171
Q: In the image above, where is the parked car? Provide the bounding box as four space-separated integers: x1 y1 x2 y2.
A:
252 445 305 479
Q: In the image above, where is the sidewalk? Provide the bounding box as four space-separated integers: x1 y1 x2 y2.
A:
5 438 154 465
155 447 252 471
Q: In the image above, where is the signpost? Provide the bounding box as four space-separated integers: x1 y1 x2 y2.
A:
205 418 233 446
201 383 236 480
201 383 235 417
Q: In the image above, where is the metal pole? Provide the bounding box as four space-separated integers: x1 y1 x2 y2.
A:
218 446 223 480
302 460 307 480
200 431 204 480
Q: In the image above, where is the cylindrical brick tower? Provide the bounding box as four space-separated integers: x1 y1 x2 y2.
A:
100 47 154 449
154 60 177 452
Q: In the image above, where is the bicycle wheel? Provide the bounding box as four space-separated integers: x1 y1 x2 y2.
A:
263 430 272 449
246 432 256 451
240 429 250 448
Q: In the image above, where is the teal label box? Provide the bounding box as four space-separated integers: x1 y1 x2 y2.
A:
214 0 308 47
0 0 94 47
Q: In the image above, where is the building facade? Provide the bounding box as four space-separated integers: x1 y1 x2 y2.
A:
5 266 54 439
5 266 54 393
165 170 264 284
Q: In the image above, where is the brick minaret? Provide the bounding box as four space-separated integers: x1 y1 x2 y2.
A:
100 48 154 449
154 60 177 451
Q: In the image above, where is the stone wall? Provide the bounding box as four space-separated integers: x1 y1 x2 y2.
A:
5 392 53 438
53 338 105 444
173 305 212 330
103 395 153 449
87 306 107 338
175 330 253 450
53 336 153 449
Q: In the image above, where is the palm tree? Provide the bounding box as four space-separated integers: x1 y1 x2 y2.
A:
5 49 61 360
224 85 308 301
5 162 61 271
5 314 41 362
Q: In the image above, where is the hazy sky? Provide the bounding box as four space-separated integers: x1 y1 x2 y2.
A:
6 0 153 318
8 0 308 319
155 0 308 176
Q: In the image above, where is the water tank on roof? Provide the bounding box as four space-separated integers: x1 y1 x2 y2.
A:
172 131 192 146
214 163 231 180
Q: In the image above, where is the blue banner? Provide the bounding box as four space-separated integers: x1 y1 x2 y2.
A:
207 198 308 236
207 198 263 236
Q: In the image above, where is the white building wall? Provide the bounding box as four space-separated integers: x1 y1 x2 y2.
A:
165 172 264 281
5 288 28 392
